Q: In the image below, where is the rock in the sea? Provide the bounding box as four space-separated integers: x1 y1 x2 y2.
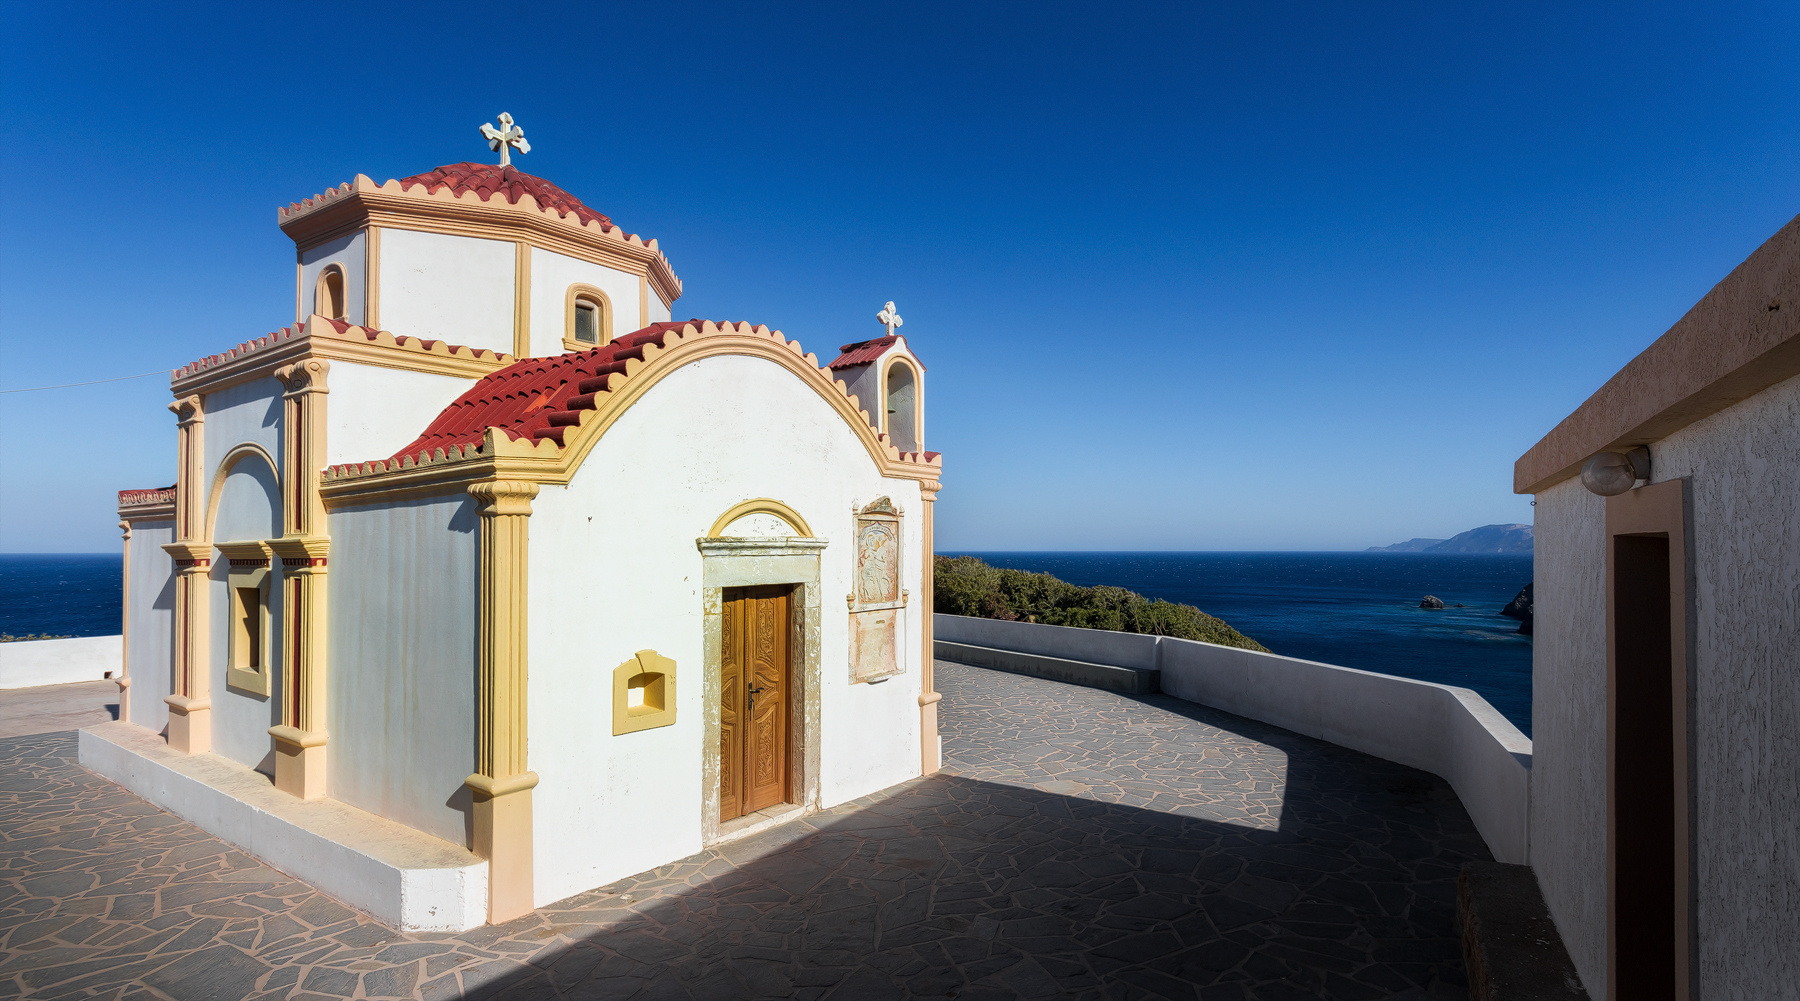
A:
1500 582 1534 635
1420 595 1446 609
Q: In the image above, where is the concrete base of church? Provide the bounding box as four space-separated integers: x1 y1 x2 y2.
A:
78 722 487 931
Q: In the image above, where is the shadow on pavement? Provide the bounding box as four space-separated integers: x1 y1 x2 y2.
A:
463 678 1483 1001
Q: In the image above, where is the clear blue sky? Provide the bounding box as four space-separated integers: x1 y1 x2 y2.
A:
2 3 1795 553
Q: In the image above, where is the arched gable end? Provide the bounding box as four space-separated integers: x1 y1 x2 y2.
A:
321 322 941 501
206 443 282 544
550 329 933 486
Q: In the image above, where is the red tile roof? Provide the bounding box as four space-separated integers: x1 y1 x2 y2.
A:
397 163 615 230
828 335 899 370
385 321 707 459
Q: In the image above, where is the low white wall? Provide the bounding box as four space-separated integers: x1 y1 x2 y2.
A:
935 613 1533 864
0 635 122 689
935 615 1158 670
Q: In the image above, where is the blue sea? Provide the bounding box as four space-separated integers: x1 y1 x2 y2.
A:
0 555 125 640
2 551 1534 735
948 552 1533 736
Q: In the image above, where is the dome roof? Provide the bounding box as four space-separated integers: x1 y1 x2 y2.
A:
396 163 615 229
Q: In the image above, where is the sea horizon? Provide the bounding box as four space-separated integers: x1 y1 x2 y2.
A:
2 550 1534 735
945 550 1534 735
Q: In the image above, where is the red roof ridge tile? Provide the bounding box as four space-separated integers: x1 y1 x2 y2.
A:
827 335 902 370
170 316 514 384
277 169 663 254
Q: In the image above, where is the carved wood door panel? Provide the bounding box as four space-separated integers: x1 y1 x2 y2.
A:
721 585 791 822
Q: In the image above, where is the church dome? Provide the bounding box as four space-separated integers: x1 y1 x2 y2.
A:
397 163 616 230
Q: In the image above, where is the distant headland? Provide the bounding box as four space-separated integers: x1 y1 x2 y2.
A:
1366 524 1533 554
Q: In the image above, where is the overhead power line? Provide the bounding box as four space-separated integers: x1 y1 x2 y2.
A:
0 371 165 394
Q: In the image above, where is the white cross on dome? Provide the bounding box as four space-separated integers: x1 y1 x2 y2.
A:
479 113 531 167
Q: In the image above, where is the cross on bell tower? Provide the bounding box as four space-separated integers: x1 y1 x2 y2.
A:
479 113 531 167
877 301 904 337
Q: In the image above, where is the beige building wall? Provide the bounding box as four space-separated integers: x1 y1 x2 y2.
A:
1530 372 1800 999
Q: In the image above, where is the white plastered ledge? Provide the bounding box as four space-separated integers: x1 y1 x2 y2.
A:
78 722 486 931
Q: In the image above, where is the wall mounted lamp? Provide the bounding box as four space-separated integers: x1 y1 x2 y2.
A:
1580 446 1652 496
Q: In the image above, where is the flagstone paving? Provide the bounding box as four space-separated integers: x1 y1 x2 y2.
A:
1 662 1485 1000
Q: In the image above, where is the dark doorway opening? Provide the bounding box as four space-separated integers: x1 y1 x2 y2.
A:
1610 533 1677 1000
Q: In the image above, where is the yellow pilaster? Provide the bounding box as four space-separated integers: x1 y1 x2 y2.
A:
269 359 331 799
918 479 943 775
163 395 210 752
117 521 132 723
466 478 539 924
513 242 532 357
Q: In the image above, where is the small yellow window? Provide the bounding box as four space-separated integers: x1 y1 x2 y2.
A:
564 284 613 352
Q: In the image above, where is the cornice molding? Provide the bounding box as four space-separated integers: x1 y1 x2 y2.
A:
171 315 513 397
119 487 177 521
319 321 945 507
278 175 683 309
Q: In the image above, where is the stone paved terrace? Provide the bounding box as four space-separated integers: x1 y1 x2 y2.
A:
1 662 1488 1000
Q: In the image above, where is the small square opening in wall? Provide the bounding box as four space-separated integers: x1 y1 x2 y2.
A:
613 650 677 735
626 672 664 715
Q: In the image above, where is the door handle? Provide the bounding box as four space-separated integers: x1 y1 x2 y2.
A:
748 685 769 704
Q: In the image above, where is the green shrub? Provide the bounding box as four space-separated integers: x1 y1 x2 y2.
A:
933 556 1268 652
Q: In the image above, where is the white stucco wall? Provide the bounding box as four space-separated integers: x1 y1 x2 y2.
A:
526 354 925 907
325 362 479 466
125 518 176 730
299 232 367 326
200 380 284 512
1530 372 1800 999
206 458 283 771
327 495 480 846
526 247 641 356
379 229 515 353
1653 372 1800 997
838 364 880 432
1527 475 1608 994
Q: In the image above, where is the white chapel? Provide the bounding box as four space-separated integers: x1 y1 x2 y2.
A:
99 116 945 929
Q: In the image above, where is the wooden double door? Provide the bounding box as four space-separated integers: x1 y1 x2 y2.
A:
720 585 792 822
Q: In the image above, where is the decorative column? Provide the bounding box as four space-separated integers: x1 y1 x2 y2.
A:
117 521 132 724
466 479 540 923
269 359 332 799
918 479 943 774
162 395 211 752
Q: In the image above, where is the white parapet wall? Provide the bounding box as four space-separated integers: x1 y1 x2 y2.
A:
79 722 487 931
935 613 1533 864
0 635 122 689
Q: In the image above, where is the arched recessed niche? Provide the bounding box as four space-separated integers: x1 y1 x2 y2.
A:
883 359 919 453
315 264 347 321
